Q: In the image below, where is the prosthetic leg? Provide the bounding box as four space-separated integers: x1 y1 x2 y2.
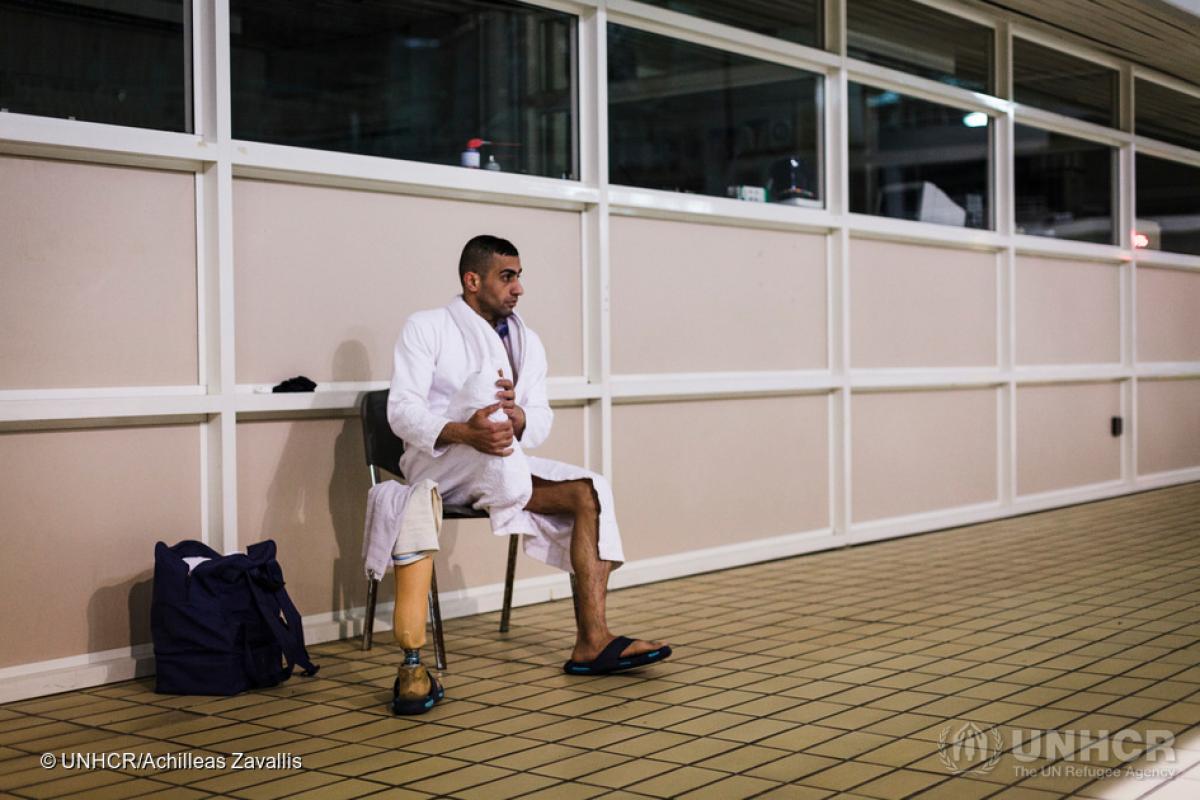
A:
391 555 445 715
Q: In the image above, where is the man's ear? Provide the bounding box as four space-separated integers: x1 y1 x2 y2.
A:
463 271 478 292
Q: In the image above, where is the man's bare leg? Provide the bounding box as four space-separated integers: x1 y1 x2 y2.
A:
525 476 666 663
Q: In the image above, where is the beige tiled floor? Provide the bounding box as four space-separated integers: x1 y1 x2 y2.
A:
2 483 1199 799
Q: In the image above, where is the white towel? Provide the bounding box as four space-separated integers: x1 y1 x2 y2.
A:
446 295 526 384
445 368 533 515
445 299 534 527
362 479 441 581
182 556 210 574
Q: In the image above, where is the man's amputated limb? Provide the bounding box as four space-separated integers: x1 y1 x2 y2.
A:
393 557 433 700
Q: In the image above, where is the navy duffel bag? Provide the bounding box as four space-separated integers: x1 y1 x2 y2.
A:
152 539 319 695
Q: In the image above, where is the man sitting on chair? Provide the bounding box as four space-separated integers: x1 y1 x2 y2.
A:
387 234 671 700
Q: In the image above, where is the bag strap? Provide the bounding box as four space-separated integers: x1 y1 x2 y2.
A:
245 569 319 679
241 633 287 689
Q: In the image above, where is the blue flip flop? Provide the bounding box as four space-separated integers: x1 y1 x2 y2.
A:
563 636 672 675
391 673 444 715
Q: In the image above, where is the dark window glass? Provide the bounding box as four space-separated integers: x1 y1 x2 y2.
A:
0 0 189 132
1013 38 1116 127
1137 154 1200 256
848 84 990 228
230 0 576 179
608 25 821 205
847 0 991 93
1014 125 1114 244
633 0 821 49
1136 80 1200 151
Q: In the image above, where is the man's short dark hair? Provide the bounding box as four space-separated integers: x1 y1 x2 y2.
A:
459 235 519 282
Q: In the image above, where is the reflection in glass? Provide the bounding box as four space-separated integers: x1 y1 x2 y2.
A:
1014 125 1114 244
1137 154 1200 256
230 0 576 179
608 25 821 204
1013 38 1116 127
1136 80 1200 151
847 0 991 93
0 0 189 132
633 0 821 48
848 84 990 229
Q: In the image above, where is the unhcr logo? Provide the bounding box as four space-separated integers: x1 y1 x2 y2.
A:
938 722 1003 774
937 723 1176 776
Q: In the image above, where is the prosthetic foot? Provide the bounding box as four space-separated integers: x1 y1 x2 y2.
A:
391 555 444 715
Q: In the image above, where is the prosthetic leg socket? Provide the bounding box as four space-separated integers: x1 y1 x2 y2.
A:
391 555 443 714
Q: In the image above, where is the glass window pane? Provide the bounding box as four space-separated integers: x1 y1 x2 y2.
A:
632 0 821 49
1014 125 1115 244
608 25 822 205
230 0 576 179
0 0 189 132
1137 154 1200 256
847 0 991 93
1013 38 1116 127
848 84 990 229
1136 80 1200 151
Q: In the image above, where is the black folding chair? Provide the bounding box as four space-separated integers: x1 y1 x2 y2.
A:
359 390 523 669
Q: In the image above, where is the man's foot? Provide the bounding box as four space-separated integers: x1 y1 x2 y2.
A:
571 635 666 664
564 635 672 676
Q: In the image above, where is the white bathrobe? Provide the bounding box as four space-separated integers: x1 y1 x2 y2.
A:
387 296 624 572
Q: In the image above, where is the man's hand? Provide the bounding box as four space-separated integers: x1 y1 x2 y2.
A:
495 372 527 439
438 403 515 456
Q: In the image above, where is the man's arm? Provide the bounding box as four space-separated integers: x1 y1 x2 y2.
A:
387 317 456 457
389 314 518 457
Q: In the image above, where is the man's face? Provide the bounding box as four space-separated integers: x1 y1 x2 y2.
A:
467 254 523 321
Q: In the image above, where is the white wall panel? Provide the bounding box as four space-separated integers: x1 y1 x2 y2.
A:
850 239 996 368
234 179 585 384
852 388 998 521
1016 382 1122 495
1016 256 1120 365
613 396 829 559
0 155 198 389
1138 379 1200 475
610 216 827 374
1137 267 1200 363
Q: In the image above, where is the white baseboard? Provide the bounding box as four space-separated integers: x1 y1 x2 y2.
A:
608 527 838 590
0 645 154 704
847 501 1005 545
3 475 1197 702
1011 479 1133 516
1137 466 1200 490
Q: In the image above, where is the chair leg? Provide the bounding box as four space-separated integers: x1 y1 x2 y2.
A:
362 577 379 651
499 534 519 633
569 573 580 625
429 565 448 671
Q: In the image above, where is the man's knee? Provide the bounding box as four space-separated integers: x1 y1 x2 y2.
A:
569 479 599 518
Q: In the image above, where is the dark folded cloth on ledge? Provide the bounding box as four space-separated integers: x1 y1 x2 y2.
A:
272 375 317 393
